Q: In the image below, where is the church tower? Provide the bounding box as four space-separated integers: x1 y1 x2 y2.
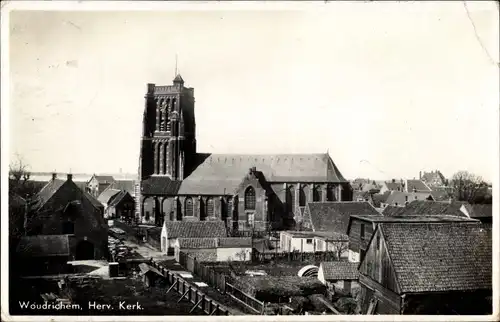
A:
139 75 197 182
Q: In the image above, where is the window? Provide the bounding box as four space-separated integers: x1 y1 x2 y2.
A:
287 185 295 212
326 185 335 201
306 238 313 244
245 186 256 210
313 186 321 202
185 197 194 217
62 221 74 234
299 185 307 206
206 197 214 217
360 224 365 239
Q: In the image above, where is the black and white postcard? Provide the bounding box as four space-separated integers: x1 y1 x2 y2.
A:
1 1 499 321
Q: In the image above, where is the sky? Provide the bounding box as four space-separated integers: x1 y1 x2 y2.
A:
6 1 499 181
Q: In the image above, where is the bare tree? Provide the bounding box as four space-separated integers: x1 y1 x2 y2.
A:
331 241 349 260
450 171 488 204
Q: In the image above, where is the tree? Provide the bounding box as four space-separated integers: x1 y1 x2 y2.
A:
9 154 40 198
331 241 349 260
450 171 489 204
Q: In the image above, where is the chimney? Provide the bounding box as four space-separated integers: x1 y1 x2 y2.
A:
413 187 417 193
419 171 422 179
67 173 73 181
52 173 57 180
392 179 396 183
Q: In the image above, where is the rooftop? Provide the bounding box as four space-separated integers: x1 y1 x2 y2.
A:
320 262 359 281
379 222 492 293
351 214 478 223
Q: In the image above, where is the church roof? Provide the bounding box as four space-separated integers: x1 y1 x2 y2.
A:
177 153 347 195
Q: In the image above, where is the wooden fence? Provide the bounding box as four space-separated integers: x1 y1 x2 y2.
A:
149 260 230 316
252 249 340 263
225 282 265 314
178 251 265 314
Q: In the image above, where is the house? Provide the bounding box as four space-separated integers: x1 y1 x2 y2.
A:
107 179 137 197
429 186 454 201
353 191 375 205
86 174 115 198
420 170 447 187
371 191 391 210
26 173 108 260
137 77 353 232
358 222 491 315
279 230 349 258
160 221 227 255
346 213 478 263
318 261 360 295
174 237 252 262
98 188 135 221
378 180 405 194
405 179 431 193
382 191 434 208
300 201 380 235
383 200 469 218
15 235 71 276
9 193 27 241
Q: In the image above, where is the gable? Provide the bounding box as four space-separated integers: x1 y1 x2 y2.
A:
358 227 400 294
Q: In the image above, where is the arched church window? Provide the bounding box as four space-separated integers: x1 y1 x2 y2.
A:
287 185 295 212
326 185 335 201
313 185 321 202
299 185 307 207
185 197 194 217
245 186 256 210
206 197 214 217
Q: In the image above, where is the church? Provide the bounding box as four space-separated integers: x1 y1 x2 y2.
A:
136 74 353 233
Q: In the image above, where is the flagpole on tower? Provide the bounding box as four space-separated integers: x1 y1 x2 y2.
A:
175 53 178 76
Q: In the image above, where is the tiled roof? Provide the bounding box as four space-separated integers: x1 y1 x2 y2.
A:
178 153 347 195
380 222 492 293
177 237 252 248
108 190 133 208
385 181 404 191
164 221 227 239
109 180 137 196
31 179 66 210
282 230 349 241
353 191 371 201
83 190 105 210
97 188 121 205
16 235 70 257
387 200 469 218
307 201 380 234
470 204 493 218
382 205 404 216
421 171 446 186
141 176 182 195
385 191 433 206
320 262 359 280
218 237 253 248
351 214 477 223
177 238 217 248
406 179 431 192
372 191 391 207
429 187 454 201
95 175 115 183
